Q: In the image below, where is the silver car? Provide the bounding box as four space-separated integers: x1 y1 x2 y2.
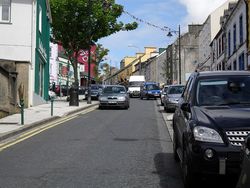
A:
98 85 130 109
160 85 169 106
163 84 184 112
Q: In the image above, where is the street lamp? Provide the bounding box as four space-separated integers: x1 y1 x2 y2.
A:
167 25 181 84
128 45 142 75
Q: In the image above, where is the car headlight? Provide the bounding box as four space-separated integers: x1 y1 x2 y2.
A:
193 126 223 143
99 96 106 101
117 96 126 100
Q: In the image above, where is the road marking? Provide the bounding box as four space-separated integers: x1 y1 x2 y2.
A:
0 106 97 152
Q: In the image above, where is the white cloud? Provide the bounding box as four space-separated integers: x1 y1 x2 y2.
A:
178 0 228 24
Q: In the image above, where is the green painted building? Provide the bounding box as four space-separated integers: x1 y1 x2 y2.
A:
34 0 52 104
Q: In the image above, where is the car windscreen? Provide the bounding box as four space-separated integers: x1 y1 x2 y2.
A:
167 86 184 94
91 85 99 90
103 86 126 94
146 84 160 90
129 82 144 87
197 76 250 106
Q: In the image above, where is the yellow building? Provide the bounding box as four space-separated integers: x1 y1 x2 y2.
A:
105 47 157 84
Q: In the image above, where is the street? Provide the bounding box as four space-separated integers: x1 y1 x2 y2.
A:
0 99 183 188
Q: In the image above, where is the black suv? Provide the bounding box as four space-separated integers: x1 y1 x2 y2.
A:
236 134 250 188
172 71 250 188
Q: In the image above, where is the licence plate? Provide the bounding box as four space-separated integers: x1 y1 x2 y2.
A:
108 101 116 104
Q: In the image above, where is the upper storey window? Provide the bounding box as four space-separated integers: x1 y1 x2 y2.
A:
0 0 11 23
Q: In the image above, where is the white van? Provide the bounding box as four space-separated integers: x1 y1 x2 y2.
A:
128 75 145 97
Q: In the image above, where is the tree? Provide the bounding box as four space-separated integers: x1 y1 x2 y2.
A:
50 0 138 105
100 62 111 78
92 44 109 83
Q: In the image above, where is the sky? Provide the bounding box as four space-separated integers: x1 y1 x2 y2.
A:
98 0 228 68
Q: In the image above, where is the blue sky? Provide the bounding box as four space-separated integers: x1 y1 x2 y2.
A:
98 0 228 68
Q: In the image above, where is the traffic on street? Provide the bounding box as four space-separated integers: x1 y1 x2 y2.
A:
1 0 250 188
0 92 248 187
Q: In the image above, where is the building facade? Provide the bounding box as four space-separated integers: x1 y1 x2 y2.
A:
225 0 248 70
197 0 237 71
0 0 51 118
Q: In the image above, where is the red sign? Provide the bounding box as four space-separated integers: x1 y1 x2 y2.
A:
77 45 96 65
57 44 97 78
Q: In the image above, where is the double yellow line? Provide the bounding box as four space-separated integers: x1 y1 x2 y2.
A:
0 106 97 152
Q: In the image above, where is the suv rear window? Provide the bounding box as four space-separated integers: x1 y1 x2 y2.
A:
197 76 250 106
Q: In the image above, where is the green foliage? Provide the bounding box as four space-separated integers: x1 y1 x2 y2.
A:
50 0 138 51
50 0 138 86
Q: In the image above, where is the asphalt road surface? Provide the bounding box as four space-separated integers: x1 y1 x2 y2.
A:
0 98 183 188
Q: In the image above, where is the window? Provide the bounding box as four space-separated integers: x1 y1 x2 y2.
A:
39 5 42 32
233 24 237 51
0 0 11 22
219 38 222 55
239 15 243 44
197 77 250 106
228 31 231 56
233 60 237 70
222 34 225 52
239 53 245 70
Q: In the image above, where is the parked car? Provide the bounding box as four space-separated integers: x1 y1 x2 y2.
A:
140 82 161 100
236 134 250 188
163 84 184 112
85 84 103 100
53 84 66 96
98 85 129 109
160 85 169 106
172 71 250 188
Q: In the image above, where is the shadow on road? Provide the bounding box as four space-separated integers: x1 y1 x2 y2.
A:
153 153 238 188
153 153 183 188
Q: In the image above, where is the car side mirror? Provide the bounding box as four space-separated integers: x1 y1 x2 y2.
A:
181 103 191 112
245 135 250 150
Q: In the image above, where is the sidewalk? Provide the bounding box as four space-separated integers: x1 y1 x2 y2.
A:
0 97 99 141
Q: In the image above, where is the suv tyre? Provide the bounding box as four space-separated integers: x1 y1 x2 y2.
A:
182 146 199 188
173 132 179 162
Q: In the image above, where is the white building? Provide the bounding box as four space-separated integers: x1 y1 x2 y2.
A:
225 0 247 70
197 0 237 71
0 0 52 108
210 28 226 71
50 43 58 84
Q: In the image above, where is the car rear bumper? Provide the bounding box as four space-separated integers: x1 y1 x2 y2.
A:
129 91 140 97
147 93 160 98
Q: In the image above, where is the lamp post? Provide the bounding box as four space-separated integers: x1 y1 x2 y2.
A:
167 25 181 84
128 45 142 75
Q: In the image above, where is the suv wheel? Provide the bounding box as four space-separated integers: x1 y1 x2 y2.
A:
182 146 198 188
173 133 179 162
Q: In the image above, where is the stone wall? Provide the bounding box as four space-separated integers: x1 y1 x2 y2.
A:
0 60 29 119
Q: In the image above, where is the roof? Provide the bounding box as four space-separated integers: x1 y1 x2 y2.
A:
197 71 250 77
